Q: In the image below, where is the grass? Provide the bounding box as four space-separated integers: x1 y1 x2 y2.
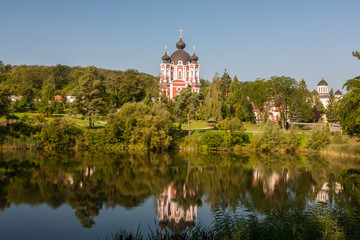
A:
102 203 360 240
175 120 212 130
243 122 261 132
322 137 360 158
1 112 106 128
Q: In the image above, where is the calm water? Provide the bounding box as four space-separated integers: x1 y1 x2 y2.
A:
0 150 359 239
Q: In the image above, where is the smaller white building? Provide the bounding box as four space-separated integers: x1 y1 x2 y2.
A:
316 77 343 108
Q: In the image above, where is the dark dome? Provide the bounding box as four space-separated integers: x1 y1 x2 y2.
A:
176 37 186 49
318 79 328 86
162 52 170 62
335 89 343 95
170 49 190 65
190 52 198 63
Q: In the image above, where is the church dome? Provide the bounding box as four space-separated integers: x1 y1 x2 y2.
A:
190 51 198 63
318 78 328 86
170 49 190 65
162 52 170 63
176 37 186 49
335 89 343 95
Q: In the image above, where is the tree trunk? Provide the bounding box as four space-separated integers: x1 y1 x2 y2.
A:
187 109 191 136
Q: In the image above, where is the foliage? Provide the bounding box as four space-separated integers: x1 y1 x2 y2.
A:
72 66 106 128
284 124 300 152
0 84 11 117
106 102 173 150
268 76 297 130
338 76 360 135
174 87 203 136
200 131 225 149
326 88 338 122
36 119 82 149
252 121 284 152
81 129 120 149
306 125 330 150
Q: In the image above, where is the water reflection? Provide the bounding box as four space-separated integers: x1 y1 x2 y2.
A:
0 150 359 235
157 182 197 233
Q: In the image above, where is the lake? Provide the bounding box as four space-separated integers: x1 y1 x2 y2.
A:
0 150 359 239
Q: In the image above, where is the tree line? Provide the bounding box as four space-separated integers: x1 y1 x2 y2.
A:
0 50 359 147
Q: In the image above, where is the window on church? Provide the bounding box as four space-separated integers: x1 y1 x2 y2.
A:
171 71 173 79
178 70 182 78
187 71 189 78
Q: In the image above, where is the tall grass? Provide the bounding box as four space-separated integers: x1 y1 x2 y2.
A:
104 203 360 240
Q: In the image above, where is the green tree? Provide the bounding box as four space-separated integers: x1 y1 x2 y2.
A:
106 102 173 150
310 90 325 122
0 84 11 117
352 50 360 60
72 67 106 128
174 87 202 136
338 76 360 135
268 76 297 130
292 79 313 122
326 88 338 123
203 73 225 121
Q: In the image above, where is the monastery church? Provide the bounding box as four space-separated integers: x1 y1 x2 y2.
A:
160 30 200 100
316 77 343 108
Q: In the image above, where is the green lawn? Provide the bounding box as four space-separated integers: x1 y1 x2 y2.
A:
175 120 210 130
1 112 106 128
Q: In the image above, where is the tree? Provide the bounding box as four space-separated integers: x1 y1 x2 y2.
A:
326 88 338 122
174 87 202 136
72 67 106 128
246 79 270 123
292 79 313 122
221 69 232 97
0 84 11 117
310 90 325 123
353 51 360 60
106 102 173 150
115 69 146 107
338 76 360 135
268 76 297 130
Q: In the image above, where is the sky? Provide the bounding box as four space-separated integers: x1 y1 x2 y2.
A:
1 0 359 92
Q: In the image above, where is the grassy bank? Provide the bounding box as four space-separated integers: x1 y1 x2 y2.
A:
102 204 360 240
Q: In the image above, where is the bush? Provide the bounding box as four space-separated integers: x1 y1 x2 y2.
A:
82 129 120 149
252 121 284 152
330 131 347 144
284 125 300 153
36 119 82 149
106 102 174 151
306 125 330 150
200 131 224 149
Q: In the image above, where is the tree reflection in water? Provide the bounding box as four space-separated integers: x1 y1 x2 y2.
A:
0 150 359 234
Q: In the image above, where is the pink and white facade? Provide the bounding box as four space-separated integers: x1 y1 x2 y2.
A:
160 31 200 100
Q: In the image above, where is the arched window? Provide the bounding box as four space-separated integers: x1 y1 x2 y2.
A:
171 71 173 79
187 71 189 78
178 70 182 78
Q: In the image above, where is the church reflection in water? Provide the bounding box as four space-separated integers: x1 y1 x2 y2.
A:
157 182 197 233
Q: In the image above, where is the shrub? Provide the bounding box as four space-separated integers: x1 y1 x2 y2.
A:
106 102 174 151
252 121 284 152
330 131 347 144
200 131 224 149
37 119 82 149
82 129 119 149
284 125 300 153
306 125 330 150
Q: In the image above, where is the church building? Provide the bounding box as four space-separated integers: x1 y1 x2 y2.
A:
160 30 200 100
316 77 342 108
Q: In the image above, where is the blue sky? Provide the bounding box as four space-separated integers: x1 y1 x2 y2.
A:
1 0 359 92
